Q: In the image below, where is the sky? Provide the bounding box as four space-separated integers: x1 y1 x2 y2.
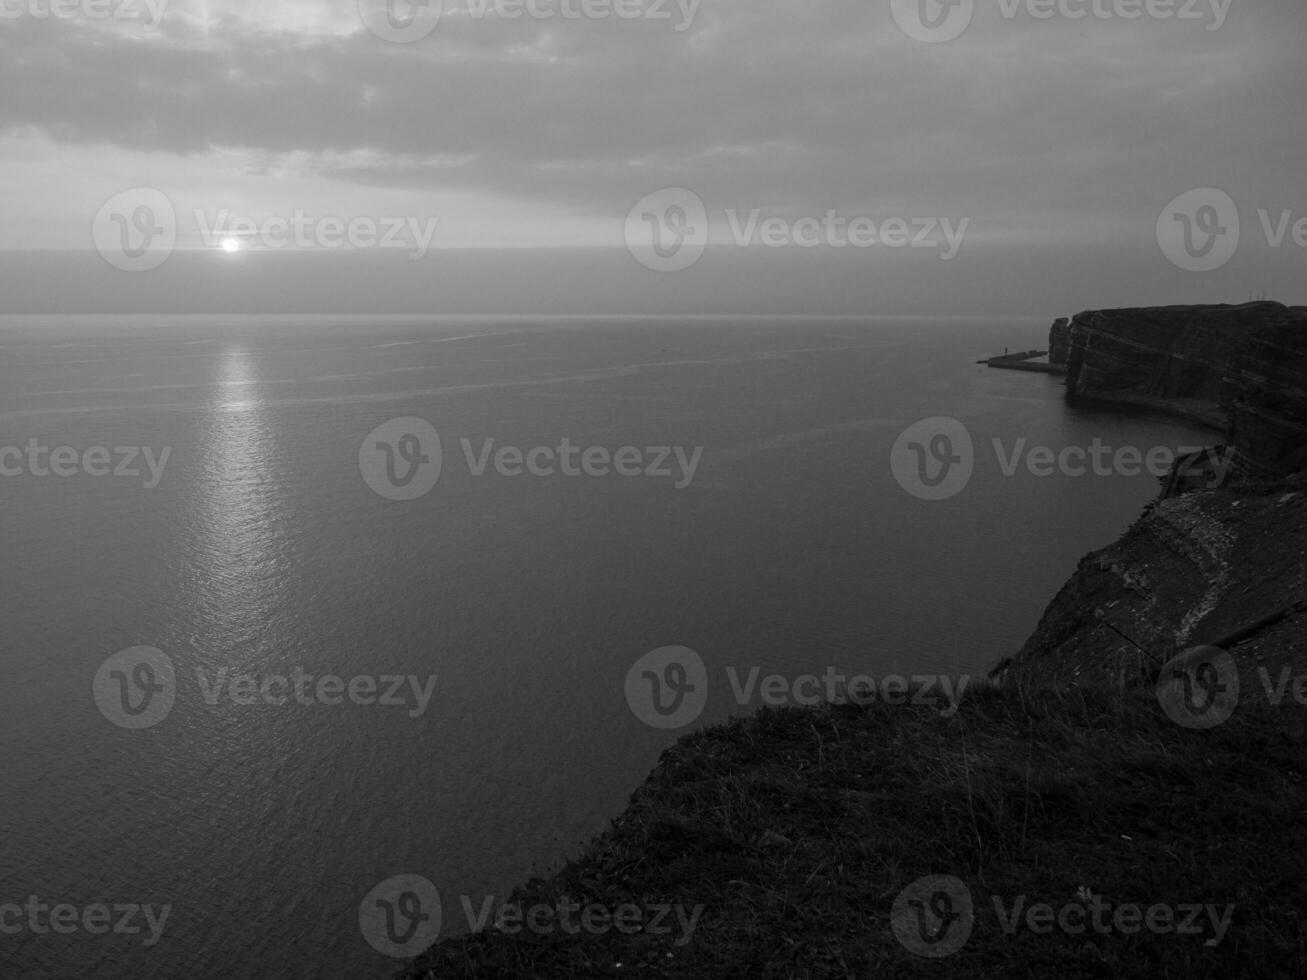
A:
0 0 1303 314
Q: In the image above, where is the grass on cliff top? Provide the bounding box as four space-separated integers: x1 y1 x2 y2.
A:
399 677 1307 980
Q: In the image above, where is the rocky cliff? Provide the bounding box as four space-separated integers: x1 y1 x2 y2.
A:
1001 301 1307 690
1048 316 1070 365
1227 317 1307 480
999 478 1307 692
1052 301 1307 478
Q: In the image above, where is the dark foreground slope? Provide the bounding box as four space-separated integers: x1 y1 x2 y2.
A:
399 679 1307 979
398 304 1307 980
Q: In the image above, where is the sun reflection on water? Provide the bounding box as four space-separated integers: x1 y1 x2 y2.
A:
188 347 292 653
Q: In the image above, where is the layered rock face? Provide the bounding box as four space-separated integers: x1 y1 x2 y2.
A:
1002 481 1307 690
1003 302 1307 689
1227 318 1307 480
1052 302 1307 480
1048 317 1070 365
1060 302 1284 402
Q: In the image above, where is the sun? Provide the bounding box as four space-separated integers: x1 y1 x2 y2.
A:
221 237 242 253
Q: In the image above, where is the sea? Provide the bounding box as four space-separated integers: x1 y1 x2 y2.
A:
0 314 1218 978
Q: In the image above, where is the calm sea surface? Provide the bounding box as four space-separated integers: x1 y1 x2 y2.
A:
0 315 1217 978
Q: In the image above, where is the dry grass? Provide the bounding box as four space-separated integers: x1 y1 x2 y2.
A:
399 675 1307 979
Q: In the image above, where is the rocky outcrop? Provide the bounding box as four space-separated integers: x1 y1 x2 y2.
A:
1061 302 1280 402
999 478 1307 692
1001 301 1307 690
1053 301 1307 479
1048 317 1070 366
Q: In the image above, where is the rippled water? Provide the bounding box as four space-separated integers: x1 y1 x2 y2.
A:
0 315 1217 978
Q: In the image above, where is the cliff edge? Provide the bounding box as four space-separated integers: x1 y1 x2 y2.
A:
1053 301 1307 444
395 303 1307 979
998 302 1307 692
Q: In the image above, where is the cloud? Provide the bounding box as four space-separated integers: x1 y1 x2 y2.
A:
0 0 1304 247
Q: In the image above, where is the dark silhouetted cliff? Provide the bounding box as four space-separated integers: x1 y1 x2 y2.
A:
999 301 1307 691
1052 301 1307 477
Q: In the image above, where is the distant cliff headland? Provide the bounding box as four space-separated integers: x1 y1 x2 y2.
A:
398 304 1307 979
1050 302 1307 471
